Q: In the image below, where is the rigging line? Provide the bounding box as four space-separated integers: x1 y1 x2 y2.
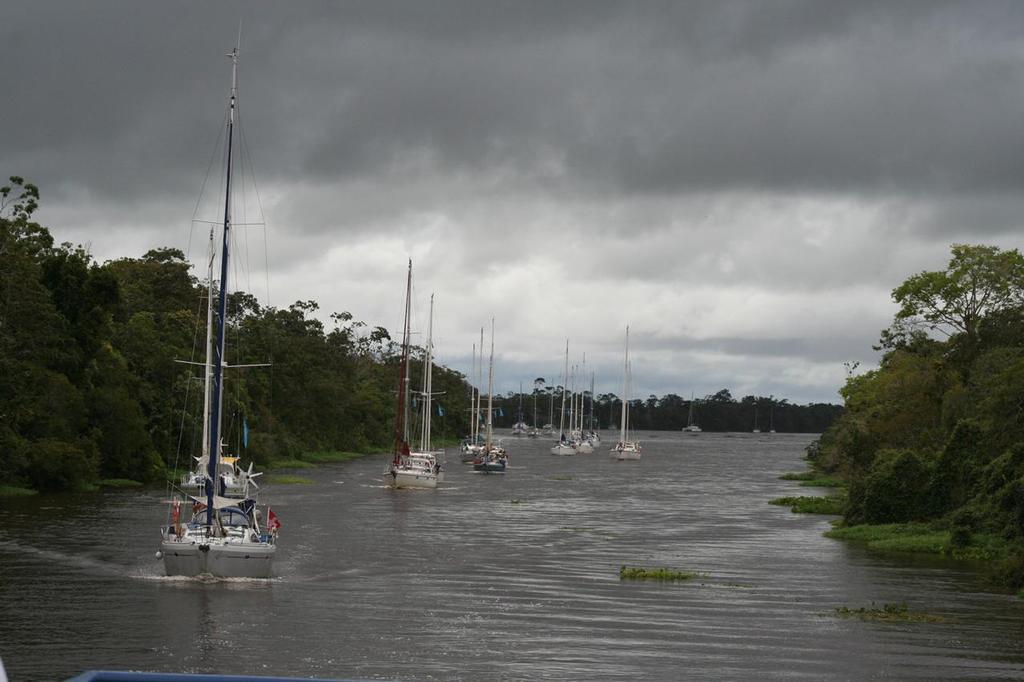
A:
238 115 272 309
193 219 266 227
186 118 228 267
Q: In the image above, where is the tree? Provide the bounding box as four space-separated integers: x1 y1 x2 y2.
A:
892 244 1024 345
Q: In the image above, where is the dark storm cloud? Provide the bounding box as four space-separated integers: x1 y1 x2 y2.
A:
6 1 1024 207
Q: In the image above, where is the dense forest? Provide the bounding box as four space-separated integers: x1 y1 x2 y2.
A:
489 387 840 433
0 177 840 494
811 244 1024 593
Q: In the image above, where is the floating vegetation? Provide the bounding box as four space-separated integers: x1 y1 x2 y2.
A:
778 471 845 487
825 523 1008 560
98 478 144 488
619 566 701 581
551 474 573 481
769 495 845 515
779 472 815 481
265 474 315 485
0 485 38 497
834 602 947 623
510 498 524 504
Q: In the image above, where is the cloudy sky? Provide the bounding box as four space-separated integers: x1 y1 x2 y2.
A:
5 1 1024 405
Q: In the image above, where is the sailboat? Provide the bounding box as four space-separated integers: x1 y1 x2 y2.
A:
769 401 776 434
461 328 486 463
683 392 702 433
159 45 277 578
550 341 576 455
511 382 528 435
526 385 541 437
385 261 442 489
474 319 508 473
752 403 761 434
611 326 641 460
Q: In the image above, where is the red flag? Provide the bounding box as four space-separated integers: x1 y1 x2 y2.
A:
268 507 281 532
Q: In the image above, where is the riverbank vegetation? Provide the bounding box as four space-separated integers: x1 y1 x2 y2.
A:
805 244 1024 594
769 495 846 515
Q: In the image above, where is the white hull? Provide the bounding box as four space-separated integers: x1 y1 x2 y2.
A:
615 449 642 460
386 469 441 489
160 538 275 578
576 441 594 454
550 443 576 455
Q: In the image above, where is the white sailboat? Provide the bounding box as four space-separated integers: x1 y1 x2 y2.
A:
385 261 442 489
511 382 528 435
683 392 702 433
160 45 277 578
461 329 486 462
612 326 641 460
474 319 508 473
550 341 576 455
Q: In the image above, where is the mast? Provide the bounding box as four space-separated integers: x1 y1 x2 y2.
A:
207 45 240 523
485 318 495 451
419 294 434 452
476 326 484 442
557 340 568 440
199 224 216 469
392 260 413 466
470 342 477 445
589 371 595 431
619 326 629 443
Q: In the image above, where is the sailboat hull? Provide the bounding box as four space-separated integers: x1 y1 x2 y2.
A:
160 539 276 578
550 443 576 455
387 470 440 489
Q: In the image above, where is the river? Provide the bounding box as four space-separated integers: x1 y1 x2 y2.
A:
1 431 1022 680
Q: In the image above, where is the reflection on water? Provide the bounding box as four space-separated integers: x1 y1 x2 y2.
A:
2 432 1023 680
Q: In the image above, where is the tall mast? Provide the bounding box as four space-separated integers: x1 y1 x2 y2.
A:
392 260 412 465
419 294 434 452
557 340 568 440
485 318 495 450
199 225 216 467
589 371 595 431
470 342 477 445
620 326 629 443
476 326 483 442
207 44 239 523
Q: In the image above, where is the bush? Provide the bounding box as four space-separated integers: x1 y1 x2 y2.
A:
23 439 98 491
853 449 934 524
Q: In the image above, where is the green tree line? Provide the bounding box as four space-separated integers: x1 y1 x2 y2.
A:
812 243 1024 591
0 178 472 492
487 385 841 433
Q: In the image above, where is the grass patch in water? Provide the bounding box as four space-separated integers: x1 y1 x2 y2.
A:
551 474 573 481
826 523 1008 560
264 474 314 485
98 478 144 488
0 485 38 497
769 495 845 515
619 566 701 581
834 602 947 623
779 471 844 487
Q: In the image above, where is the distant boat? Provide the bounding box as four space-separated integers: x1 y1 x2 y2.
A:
474 319 508 473
159 45 276 578
752 403 761 434
511 382 528 435
384 261 441 489
611 326 641 460
769 402 776 433
550 340 576 455
461 329 486 463
683 393 702 433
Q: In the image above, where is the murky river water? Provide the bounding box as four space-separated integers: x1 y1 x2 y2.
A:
2 431 1023 681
